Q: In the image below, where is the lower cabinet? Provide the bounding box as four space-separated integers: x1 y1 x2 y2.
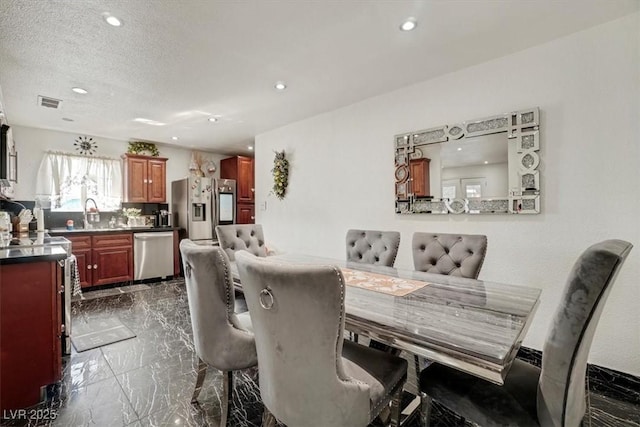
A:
0 260 62 411
66 233 133 288
237 202 255 224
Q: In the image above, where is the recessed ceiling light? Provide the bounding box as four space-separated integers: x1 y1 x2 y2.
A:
102 13 123 27
208 117 218 122
72 87 88 94
171 136 179 141
400 18 417 31
274 81 287 91
248 146 254 151
484 161 489 164
457 147 462 151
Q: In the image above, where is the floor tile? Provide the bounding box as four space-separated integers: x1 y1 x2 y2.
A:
62 348 114 390
51 377 138 427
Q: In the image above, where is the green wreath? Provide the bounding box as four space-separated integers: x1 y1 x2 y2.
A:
127 141 159 157
271 150 289 200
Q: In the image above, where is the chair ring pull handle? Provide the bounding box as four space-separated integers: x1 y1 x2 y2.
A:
259 287 274 310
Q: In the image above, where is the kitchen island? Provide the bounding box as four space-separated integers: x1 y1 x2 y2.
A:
0 235 69 411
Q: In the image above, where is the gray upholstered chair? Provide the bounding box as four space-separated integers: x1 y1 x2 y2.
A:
215 224 269 261
236 251 408 427
346 229 401 267
417 239 633 427
179 240 258 425
410 233 488 368
412 232 487 278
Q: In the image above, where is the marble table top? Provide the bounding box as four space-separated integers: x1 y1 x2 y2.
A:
233 254 541 385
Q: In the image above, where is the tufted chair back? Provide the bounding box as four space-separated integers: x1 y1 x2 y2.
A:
215 224 268 261
412 232 487 278
346 229 401 267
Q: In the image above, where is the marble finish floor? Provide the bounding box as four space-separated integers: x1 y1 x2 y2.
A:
3 279 638 426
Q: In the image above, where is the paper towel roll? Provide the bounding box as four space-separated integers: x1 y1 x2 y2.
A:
35 207 45 231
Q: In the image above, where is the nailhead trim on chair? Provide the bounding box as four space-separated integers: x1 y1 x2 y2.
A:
216 248 252 336
333 266 407 423
333 267 369 387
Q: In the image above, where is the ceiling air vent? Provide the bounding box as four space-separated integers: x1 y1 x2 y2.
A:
38 95 62 109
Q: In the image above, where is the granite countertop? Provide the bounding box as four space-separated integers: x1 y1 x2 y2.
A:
0 245 68 264
0 233 70 265
48 226 179 235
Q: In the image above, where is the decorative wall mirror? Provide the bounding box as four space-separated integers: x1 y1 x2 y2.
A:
394 107 540 215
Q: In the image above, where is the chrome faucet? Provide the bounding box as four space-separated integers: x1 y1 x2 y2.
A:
83 198 100 229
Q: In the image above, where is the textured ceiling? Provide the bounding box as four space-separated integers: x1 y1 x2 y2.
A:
0 0 637 155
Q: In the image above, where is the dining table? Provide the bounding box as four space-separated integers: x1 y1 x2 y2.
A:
231 253 541 386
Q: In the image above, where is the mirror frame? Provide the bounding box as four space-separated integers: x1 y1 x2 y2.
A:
394 107 540 215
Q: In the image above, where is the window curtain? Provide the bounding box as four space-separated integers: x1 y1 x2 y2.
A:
35 152 122 211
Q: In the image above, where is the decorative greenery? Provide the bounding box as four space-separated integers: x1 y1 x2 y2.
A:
127 141 159 157
74 136 97 155
121 207 141 217
271 150 289 200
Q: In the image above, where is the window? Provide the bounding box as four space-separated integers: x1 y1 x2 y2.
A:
36 152 122 211
441 179 460 199
461 178 487 199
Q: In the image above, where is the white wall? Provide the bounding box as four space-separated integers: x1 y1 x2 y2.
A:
255 14 640 375
10 126 227 206
441 163 508 198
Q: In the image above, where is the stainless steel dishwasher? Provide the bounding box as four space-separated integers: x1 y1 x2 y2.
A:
134 232 174 280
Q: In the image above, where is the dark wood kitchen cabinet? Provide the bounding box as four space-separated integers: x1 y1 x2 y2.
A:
237 203 255 224
66 233 133 288
221 155 255 202
1 259 62 411
122 153 168 203
91 234 134 286
220 155 255 224
66 235 91 287
409 158 431 197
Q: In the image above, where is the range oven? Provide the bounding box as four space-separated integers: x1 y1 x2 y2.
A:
52 237 74 355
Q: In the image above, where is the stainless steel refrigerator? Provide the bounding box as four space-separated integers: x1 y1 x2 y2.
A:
172 177 236 244
172 176 215 243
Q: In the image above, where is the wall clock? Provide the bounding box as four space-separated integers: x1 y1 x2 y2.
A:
74 136 97 155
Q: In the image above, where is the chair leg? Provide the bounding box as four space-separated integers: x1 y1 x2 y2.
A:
262 407 277 427
191 357 207 403
390 387 403 427
220 370 234 426
419 392 433 427
414 355 421 378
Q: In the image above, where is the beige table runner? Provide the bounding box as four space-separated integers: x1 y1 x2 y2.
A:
342 268 428 297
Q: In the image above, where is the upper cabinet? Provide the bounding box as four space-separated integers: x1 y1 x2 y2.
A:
220 156 255 224
221 156 255 203
122 154 168 203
